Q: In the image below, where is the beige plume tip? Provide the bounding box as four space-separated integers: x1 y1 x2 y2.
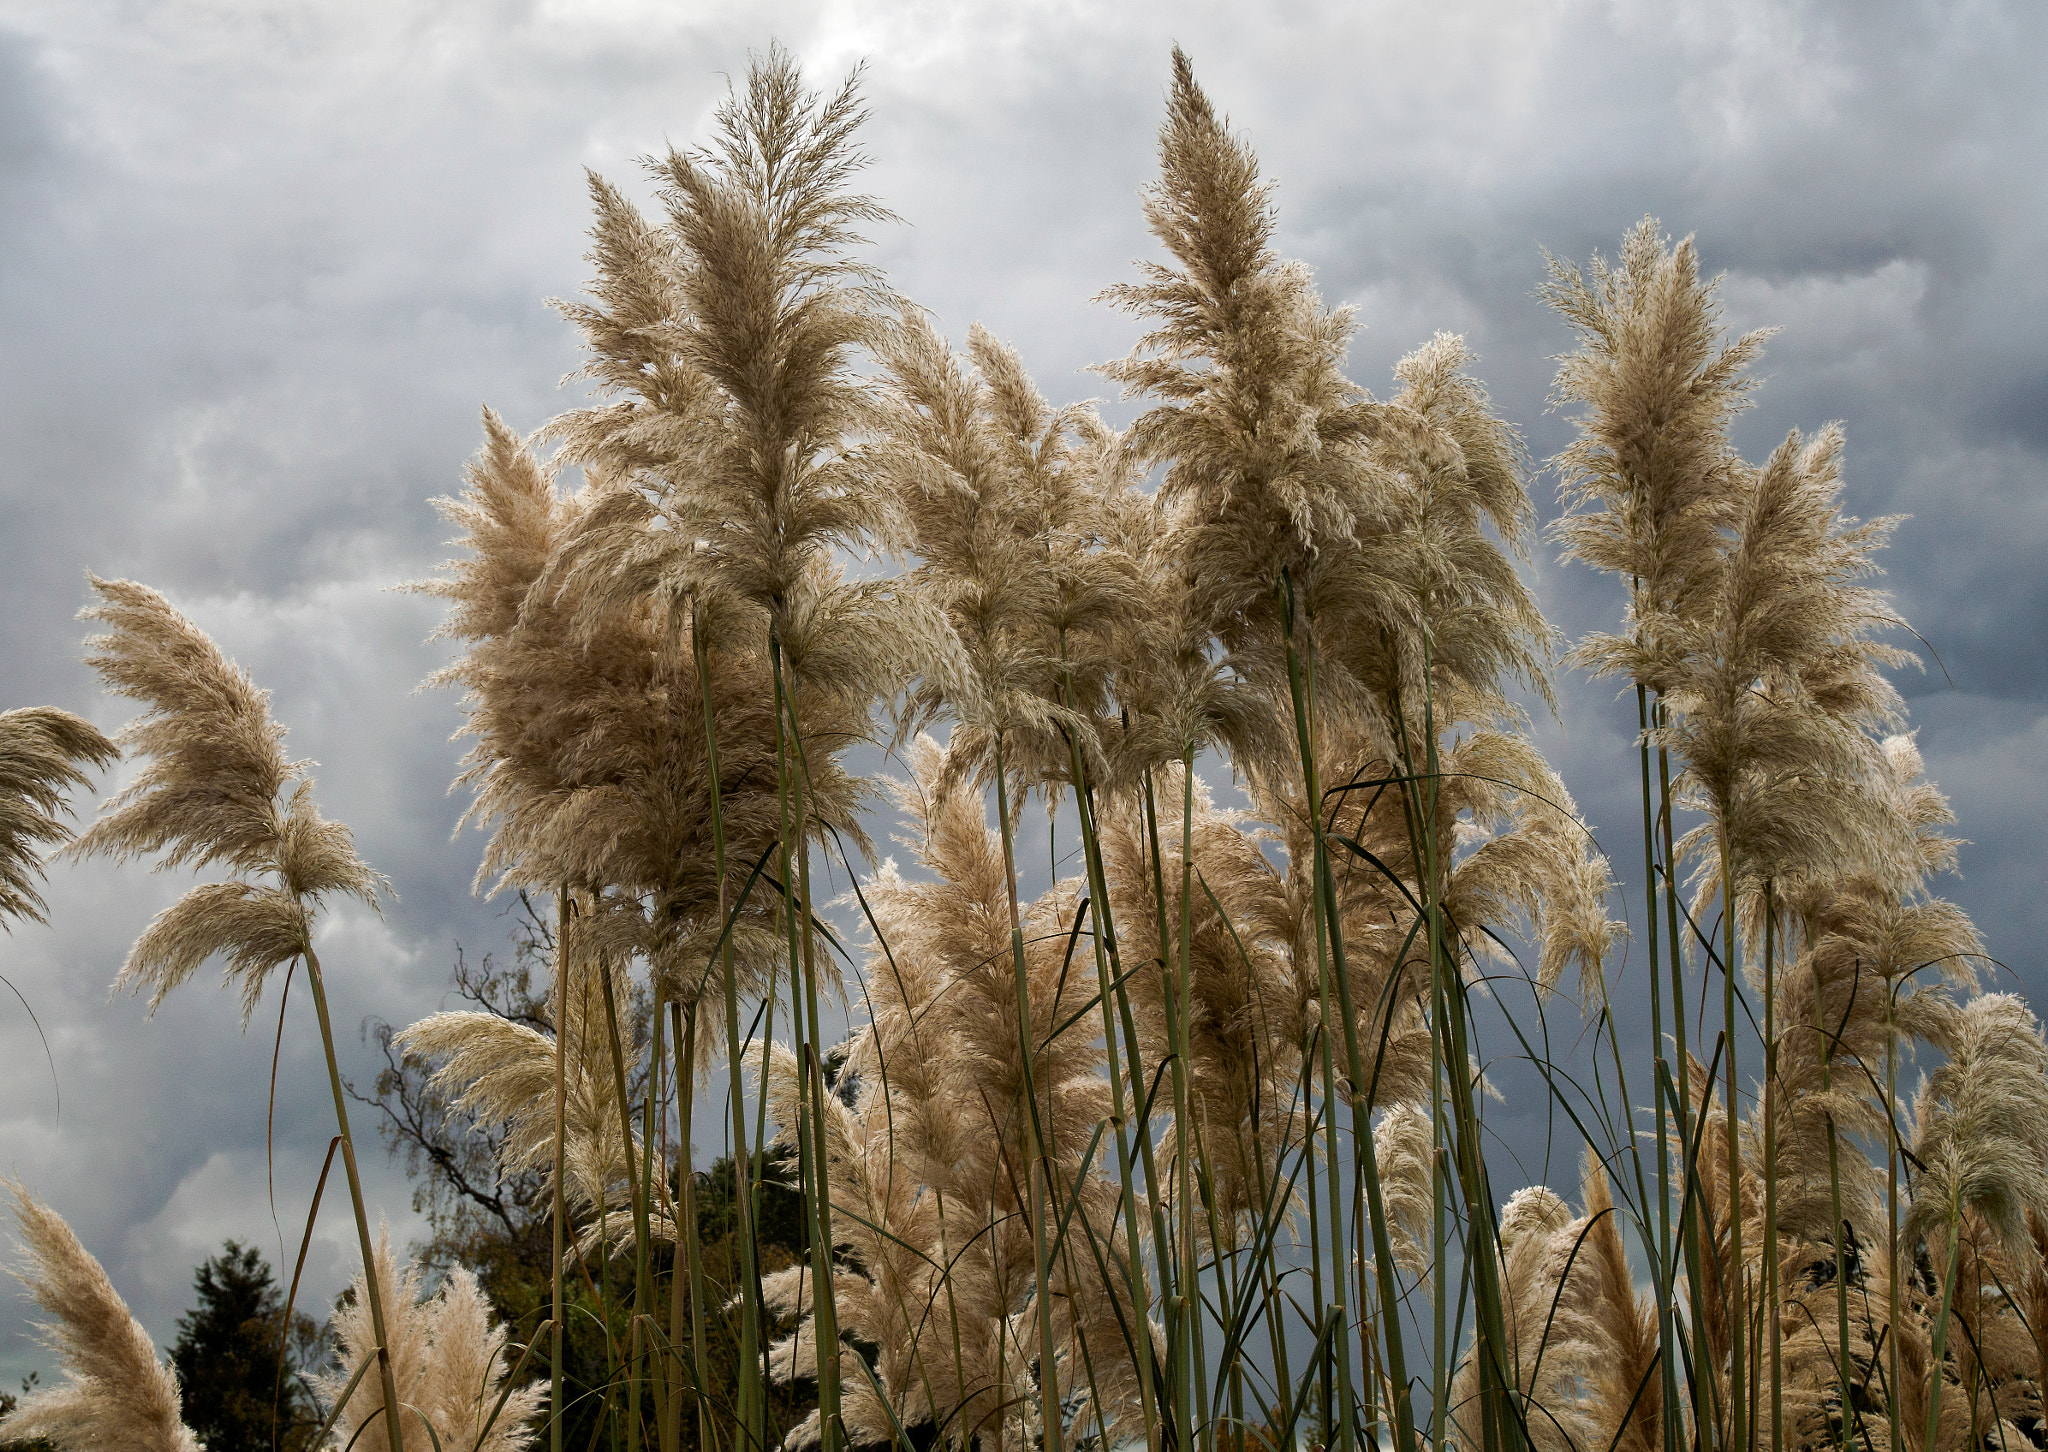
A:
0 1178 199 1452
66 574 385 1022
0 706 117 929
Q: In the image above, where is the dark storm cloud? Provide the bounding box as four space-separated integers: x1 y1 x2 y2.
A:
0 0 2040 1379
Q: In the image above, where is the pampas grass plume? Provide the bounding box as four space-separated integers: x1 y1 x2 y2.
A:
0 706 116 929
0 1180 199 1452
68 574 383 1020
319 1226 542 1452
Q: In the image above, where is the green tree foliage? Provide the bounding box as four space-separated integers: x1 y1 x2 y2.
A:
0 1376 55 1452
168 1242 321 1452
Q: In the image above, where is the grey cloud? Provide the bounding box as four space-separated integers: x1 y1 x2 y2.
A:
0 33 53 188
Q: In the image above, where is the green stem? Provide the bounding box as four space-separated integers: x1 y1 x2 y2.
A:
1278 573 1416 1452
1815 983 1852 1452
1657 724 1708 1452
642 987 670 1448
990 732 1069 1452
1828 1123 1851 1452
692 615 764 1451
1298 1026 1330 1449
1141 768 1201 1450
770 626 841 1452
1057 694 1161 1450
1718 836 1746 1452
1924 1219 1964 1452
674 1003 712 1452
597 952 653 1452
1431 852 1448 1452
303 945 407 1452
1637 684 1681 1452
555 889 570 1452
1764 882 1782 1452
1885 987 1899 1452
1391 629 1517 1452
1177 745 1214 1448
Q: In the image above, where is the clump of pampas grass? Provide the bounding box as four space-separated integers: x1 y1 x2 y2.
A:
739 731 1156 1451
1449 1154 1661 1452
0 1181 199 1452
773 732 1143 1452
319 1226 543 1452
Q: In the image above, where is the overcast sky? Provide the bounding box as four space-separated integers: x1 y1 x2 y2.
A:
0 0 2042 1382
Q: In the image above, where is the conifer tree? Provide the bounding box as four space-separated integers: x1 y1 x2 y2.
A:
168 1242 318 1452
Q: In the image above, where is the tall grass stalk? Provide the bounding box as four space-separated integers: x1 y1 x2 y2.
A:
1631 679 1679 1452
1139 767 1202 1450
1821 1026 1852 1452
694 617 766 1452
672 1001 712 1452
1885 985 1900 1452
1055 690 1162 1449
1655 728 1710 1452
988 731 1071 1452
595 952 653 1452
1716 836 1746 1452
555 888 571 1452
771 628 843 1452
1763 882 1781 1452
639 983 670 1447
304 945 409 1452
1925 1212 1966 1452
1279 574 1417 1452
1174 746 1215 1448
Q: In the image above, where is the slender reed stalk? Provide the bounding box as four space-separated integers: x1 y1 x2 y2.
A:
1060 717 1160 1450
1656 730 1709 1452
1175 744 1214 1449
990 732 1070 1452
1818 988 1852 1452
1925 1217 1965 1452
770 628 844 1451
309 948 412 1451
1279 577 1416 1452
1884 989 1899 1452
555 888 571 1452
1763 882 1782 1452
1139 768 1201 1450
638 990 669 1452
693 619 766 1452
1717 837 1746 1452
672 1001 712 1452
592 947 653 1452
1636 683 1683 1452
